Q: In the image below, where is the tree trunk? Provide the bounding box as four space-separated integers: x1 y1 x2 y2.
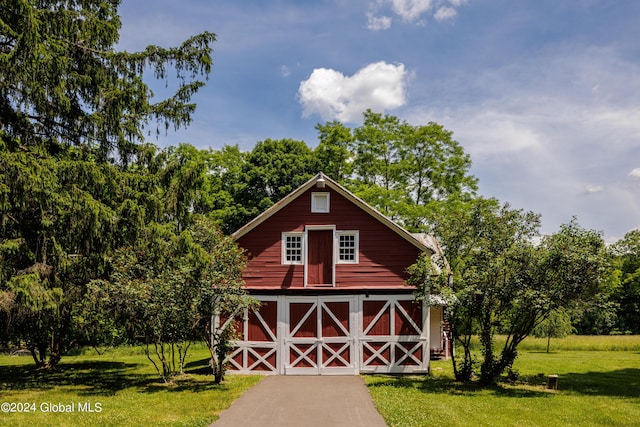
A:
204 317 225 383
35 342 48 368
480 346 518 386
214 357 224 384
546 334 551 353
46 334 63 370
479 313 496 385
28 346 41 367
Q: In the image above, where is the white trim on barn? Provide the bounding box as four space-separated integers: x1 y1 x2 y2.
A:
284 295 357 375
231 173 434 257
223 294 432 375
228 173 452 376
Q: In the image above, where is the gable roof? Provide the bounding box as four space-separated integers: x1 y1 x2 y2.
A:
231 172 434 256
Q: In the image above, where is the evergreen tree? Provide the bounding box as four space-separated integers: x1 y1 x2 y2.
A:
1 0 215 161
0 0 215 369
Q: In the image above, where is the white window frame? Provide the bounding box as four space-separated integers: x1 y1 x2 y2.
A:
311 192 330 213
282 232 304 265
336 230 359 264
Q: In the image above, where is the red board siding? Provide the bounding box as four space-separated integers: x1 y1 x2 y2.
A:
247 348 277 371
289 303 317 337
395 300 422 335
321 302 349 337
220 315 244 339
237 187 422 290
363 301 391 336
291 343 317 367
323 343 350 367
363 343 390 366
397 342 422 366
247 301 277 341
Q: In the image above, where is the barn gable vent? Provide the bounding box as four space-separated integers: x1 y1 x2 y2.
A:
311 192 330 213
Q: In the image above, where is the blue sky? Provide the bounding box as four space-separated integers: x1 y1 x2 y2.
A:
117 0 640 242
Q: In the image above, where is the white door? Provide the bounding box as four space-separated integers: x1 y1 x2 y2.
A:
284 296 356 375
359 296 429 373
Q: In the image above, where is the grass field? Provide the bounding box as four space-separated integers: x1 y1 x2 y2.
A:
0 345 261 427
366 335 640 427
1 336 639 426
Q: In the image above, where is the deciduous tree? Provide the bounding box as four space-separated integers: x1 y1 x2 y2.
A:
316 111 477 228
87 215 255 382
314 121 353 181
410 201 607 385
611 230 640 333
230 138 317 229
532 309 574 353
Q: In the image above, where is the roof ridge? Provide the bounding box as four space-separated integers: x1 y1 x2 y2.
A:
231 172 435 255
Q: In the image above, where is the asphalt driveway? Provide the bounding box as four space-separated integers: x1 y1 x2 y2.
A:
211 376 387 427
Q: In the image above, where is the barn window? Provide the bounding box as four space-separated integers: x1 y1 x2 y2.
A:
337 231 359 263
282 233 304 264
311 192 330 213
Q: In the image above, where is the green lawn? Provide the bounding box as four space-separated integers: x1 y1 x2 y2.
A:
0 346 261 427
366 336 640 427
2 337 639 426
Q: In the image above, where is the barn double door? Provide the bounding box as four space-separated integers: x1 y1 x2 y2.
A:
226 294 429 375
284 296 357 375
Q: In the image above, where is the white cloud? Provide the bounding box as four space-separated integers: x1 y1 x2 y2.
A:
390 0 434 22
585 185 605 194
280 65 291 77
420 107 544 158
629 168 640 180
403 45 640 238
367 13 392 30
298 62 408 123
434 6 457 21
367 0 465 27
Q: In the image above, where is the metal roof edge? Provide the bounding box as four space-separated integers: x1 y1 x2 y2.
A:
231 172 436 256
320 175 434 255
230 173 320 240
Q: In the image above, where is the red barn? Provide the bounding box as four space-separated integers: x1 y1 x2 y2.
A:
227 173 449 375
